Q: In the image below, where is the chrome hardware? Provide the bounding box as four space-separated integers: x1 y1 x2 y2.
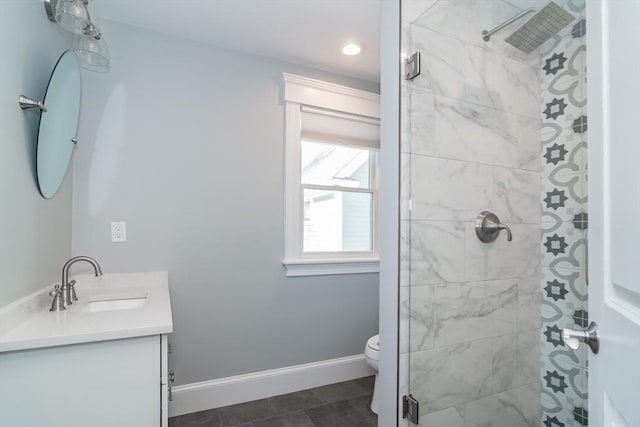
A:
562 321 599 354
72 137 77 145
402 395 419 424
481 8 536 41
49 285 65 312
61 256 103 306
169 370 175 383
168 386 173 402
475 211 513 243
68 280 78 302
405 52 421 81
44 0 58 22
585 238 589 286
19 95 47 113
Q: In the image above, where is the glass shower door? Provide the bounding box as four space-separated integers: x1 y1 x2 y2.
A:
400 0 589 426
399 0 560 425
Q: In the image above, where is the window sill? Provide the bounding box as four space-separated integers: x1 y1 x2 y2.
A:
283 258 380 277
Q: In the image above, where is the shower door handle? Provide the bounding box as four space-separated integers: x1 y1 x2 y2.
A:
475 211 513 243
562 322 599 354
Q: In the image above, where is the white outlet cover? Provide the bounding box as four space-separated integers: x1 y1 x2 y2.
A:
111 222 127 243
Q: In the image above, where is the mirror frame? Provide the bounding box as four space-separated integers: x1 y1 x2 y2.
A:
36 50 81 199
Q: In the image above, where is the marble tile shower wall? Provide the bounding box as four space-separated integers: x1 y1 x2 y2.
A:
538 1 588 426
400 1 542 426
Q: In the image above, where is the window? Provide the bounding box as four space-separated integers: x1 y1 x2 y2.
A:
301 134 376 253
282 73 380 276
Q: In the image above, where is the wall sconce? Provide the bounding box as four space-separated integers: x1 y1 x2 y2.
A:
44 0 110 72
74 33 109 73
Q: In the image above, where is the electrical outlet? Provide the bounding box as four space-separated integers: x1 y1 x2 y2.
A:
111 221 126 242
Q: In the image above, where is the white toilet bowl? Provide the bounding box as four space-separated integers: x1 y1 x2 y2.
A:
364 334 379 414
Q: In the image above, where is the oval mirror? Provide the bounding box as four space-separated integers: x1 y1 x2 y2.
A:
37 50 81 199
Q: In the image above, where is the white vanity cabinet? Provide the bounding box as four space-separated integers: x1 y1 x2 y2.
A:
0 273 173 427
0 334 169 427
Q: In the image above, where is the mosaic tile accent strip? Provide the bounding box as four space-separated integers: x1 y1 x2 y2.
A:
539 2 588 426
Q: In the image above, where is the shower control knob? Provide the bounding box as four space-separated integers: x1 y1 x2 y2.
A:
475 211 513 243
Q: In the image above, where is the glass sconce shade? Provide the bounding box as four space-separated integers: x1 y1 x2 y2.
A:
74 34 110 72
55 0 98 36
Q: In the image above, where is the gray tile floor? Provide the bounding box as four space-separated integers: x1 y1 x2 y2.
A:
169 377 377 427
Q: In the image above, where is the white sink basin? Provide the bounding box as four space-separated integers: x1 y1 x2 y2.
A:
82 290 148 313
84 298 147 312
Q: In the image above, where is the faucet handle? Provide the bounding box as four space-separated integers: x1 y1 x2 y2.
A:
67 280 78 302
48 285 61 297
49 285 66 312
498 223 513 241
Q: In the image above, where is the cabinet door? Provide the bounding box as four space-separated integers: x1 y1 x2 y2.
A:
0 336 160 427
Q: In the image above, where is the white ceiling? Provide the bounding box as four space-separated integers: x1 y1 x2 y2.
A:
93 0 381 83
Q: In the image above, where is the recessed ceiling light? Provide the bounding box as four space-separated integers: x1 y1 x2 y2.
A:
342 42 363 56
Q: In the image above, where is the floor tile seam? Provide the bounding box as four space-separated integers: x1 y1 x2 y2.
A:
309 395 365 408
349 401 378 421
264 396 314 417
303 401 370 425
310 385 373 404
280 399 344 416
219 406 278 426
252 410 318 427
312 392 371 405
169 410 223 427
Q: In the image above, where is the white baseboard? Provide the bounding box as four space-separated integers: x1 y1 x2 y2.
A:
169 354 374 417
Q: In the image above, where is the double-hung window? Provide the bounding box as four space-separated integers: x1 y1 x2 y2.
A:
282 73 380 276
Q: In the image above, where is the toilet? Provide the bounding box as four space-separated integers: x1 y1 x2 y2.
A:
364 334 380 414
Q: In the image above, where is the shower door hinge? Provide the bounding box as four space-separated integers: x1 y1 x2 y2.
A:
405 52 421 81
402 395 419 424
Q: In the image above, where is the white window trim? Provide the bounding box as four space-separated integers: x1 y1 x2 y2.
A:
282 73 380 277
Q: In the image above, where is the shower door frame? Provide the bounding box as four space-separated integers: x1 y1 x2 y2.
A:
378 0 402 427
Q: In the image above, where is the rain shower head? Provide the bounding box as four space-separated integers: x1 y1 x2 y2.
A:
482 1 575 54
505 2 575 53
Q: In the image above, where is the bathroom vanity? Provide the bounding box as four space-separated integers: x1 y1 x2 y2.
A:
0 272 172 427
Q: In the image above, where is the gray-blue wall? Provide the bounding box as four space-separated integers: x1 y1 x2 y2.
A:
0 0 72 307
72 21 380 385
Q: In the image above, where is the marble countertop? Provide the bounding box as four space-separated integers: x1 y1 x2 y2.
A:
0 272 173 353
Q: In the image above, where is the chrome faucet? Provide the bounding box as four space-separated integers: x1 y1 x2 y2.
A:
61 256 103 306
